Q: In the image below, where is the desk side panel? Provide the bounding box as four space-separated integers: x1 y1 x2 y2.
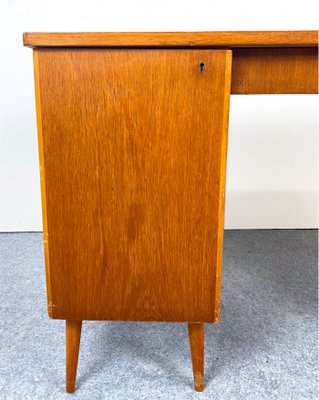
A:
35 49 232 322
33 50 53 316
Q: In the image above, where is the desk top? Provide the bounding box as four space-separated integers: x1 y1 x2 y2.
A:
24 31 318 48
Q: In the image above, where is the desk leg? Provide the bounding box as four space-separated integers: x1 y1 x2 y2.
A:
188 323 204 391
66 320 82 393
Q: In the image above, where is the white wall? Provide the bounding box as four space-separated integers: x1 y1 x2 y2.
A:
0 0 318 231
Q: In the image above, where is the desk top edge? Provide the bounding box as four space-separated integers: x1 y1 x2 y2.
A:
23 31 319 48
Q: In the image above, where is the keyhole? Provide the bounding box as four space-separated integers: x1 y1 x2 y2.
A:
199 62 205 73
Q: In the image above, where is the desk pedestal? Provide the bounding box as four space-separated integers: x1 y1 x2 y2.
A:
33 48 232 391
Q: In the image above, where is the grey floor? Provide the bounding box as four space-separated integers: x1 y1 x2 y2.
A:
0 230 317 400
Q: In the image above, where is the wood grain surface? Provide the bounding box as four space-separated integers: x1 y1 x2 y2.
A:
188 323 205 391
66 320 82 393
33 50 53 313
24 31 318 48
34 49 232 322
232 47 319 94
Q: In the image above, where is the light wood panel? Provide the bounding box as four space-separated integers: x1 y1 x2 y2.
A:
33 50 53 313
34 49 232 322
232 47 319 94
24 31 318 48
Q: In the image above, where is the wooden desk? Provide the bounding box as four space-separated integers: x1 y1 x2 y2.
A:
24 31 318 393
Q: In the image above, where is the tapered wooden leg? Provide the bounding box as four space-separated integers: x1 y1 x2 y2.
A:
188 323 204 392
66 320 82 393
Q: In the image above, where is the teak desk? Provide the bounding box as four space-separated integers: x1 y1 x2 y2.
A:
24 31 318 392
